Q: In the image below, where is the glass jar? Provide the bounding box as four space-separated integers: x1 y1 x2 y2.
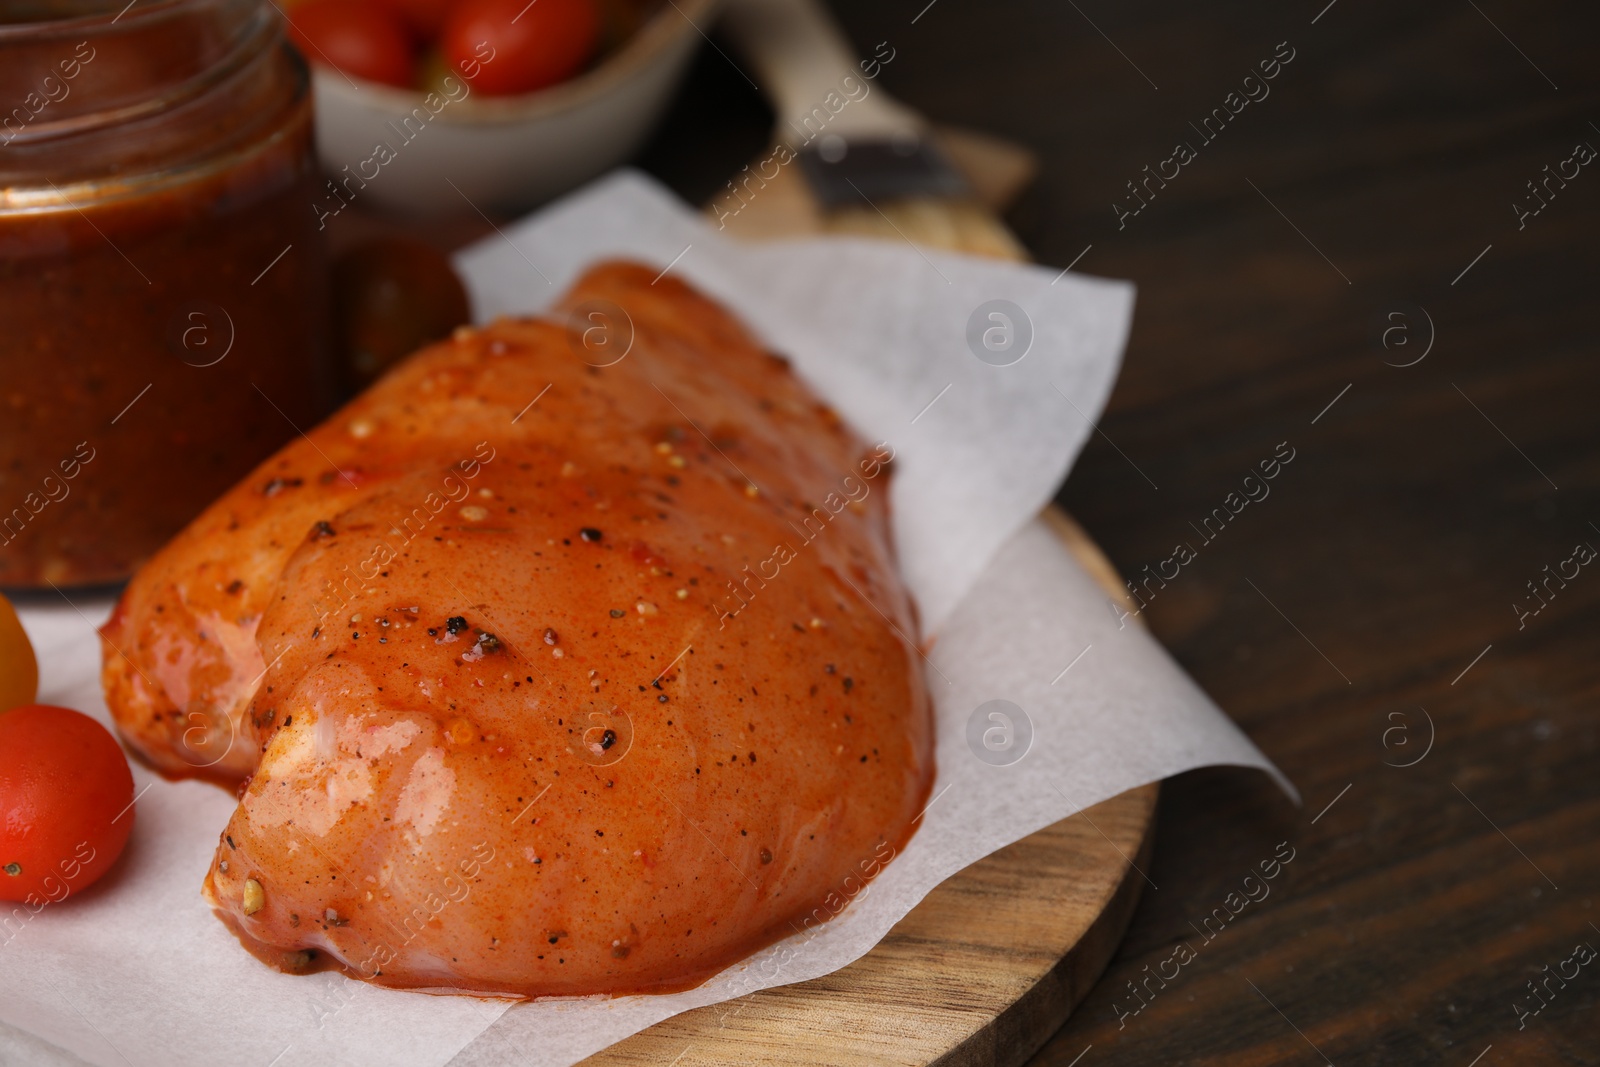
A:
0 0 330 588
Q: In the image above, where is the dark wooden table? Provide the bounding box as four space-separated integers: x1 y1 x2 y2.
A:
628 1 1600 1064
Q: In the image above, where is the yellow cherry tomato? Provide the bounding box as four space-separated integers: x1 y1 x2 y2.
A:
0 593 38 713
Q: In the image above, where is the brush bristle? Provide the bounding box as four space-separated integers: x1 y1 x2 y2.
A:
796 136 969 208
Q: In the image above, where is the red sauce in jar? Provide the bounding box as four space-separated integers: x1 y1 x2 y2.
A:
0 0 330 587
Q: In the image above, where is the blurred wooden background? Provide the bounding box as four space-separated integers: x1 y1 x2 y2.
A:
629 1 1600 1064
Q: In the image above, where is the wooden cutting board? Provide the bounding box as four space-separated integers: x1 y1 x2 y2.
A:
582 133 1158 1066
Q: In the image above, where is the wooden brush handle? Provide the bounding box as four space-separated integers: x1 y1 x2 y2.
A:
720 0 924 141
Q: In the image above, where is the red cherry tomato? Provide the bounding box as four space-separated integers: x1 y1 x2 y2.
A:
373 0 456 40
0 705 135 904
288 0 416 89
441 0 599 96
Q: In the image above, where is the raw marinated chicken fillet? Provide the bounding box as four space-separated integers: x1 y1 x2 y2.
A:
100 261 934 997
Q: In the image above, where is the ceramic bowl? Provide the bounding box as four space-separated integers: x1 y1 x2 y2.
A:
308 0 720 215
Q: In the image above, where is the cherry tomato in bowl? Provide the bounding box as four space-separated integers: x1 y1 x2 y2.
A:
373 0 458 40
0 705 135 903
288 0 416 89
0 592 37 713
441 0 600 96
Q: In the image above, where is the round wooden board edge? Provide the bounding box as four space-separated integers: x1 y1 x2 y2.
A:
583 509 1157 1066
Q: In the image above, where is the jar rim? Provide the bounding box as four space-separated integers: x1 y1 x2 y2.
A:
0 6 305 201
0 0 277 151
0 0 224 40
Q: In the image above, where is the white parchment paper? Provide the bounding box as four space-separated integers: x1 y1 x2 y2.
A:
1 170 1290 1067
